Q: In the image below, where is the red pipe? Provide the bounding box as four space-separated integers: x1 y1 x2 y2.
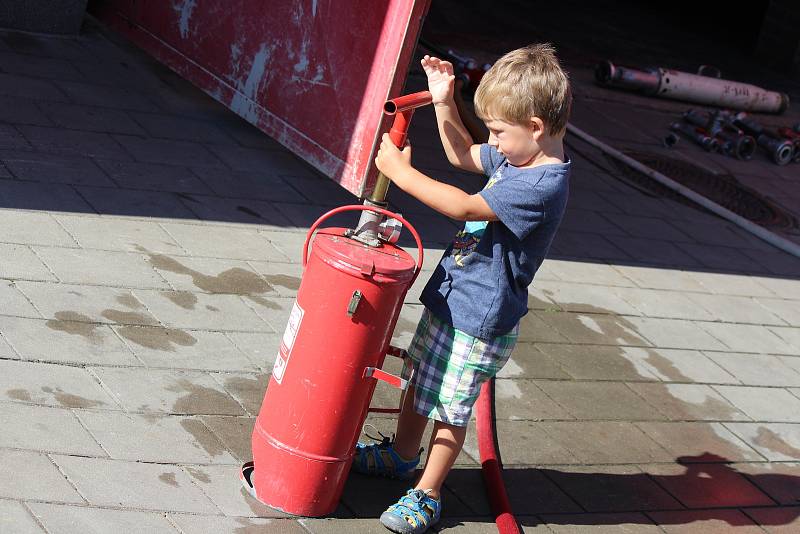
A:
383 91 432 147
476 379 521 534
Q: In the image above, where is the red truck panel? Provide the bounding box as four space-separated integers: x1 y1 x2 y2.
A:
90 0 429 197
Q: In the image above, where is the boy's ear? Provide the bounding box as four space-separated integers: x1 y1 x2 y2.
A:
529 116 546 139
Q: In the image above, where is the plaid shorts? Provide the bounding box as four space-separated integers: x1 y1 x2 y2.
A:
405 308 518 427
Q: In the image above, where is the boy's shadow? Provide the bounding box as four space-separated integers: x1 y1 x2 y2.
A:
339 453 800 530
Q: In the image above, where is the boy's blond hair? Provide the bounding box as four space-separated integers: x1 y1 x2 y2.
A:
474 43 571 135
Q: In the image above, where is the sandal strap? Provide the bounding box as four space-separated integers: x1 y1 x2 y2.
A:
386 489 439 528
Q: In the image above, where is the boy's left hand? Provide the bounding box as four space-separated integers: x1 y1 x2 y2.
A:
375 133 412 180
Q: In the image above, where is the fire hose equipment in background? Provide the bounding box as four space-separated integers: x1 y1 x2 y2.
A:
665 108 797 165
596 60 790 114
682 109 756 160
732 113 796 165
240 92 432 518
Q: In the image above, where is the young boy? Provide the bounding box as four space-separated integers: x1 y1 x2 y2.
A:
354 43 572 534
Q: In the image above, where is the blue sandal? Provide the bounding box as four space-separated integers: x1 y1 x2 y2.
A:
380 489 441 534
353 425 421 480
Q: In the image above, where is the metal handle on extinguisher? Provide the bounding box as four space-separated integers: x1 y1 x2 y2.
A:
302 205 425 285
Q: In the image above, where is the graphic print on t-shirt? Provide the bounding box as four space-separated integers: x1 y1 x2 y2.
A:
452 165 503 267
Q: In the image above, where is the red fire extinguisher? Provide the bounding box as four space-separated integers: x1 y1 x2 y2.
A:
242 206 425 516
241 91 432 517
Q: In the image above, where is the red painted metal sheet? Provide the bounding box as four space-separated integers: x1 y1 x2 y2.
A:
89 0 430 197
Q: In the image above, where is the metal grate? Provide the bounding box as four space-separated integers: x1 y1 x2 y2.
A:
607 151 799 232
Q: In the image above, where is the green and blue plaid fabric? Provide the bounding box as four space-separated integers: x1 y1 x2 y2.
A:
405 308 518 426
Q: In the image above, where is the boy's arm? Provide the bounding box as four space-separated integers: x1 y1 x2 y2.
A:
433 97 484 174
374 134 497 222
422 56 483 174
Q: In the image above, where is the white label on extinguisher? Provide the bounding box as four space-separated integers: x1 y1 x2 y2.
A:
273 300 304 384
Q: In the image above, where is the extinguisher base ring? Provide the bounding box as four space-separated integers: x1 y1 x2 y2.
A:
239 461 258 500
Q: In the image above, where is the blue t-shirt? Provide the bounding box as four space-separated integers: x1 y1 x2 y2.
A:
420 144 570 339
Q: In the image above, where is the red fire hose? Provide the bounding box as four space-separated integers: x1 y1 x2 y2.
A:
476 379 521 534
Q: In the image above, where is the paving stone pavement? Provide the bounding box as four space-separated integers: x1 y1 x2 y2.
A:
0 13 799 534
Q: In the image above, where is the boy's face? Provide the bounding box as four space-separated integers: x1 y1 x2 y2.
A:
483 117 541 167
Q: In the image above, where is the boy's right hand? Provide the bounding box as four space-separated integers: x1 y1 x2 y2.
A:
421 55 455 105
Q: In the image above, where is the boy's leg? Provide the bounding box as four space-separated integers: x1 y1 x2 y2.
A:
393 385 429 461
413 420 466 499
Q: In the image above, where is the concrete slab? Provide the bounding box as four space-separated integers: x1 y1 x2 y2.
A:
0 359 119 409
0 280 41 318
610 264 708 293
686 271 777 298
611 286 715 321
223 331 279 370
606 236 703 268
535 381 664 421
75 410 238 464
646 510 763 533
189 167 301 203
626 383 749 422
733 462 800 505
621 348 738 384
535 280 639 316
683 293 786 326
540 259 635 287
15 281 156 325
32 247 171 289
494 379 574 421
723 423 800 461
210 372 267 416
0 500 43 534
542 512 663 533
27 503 178 534
0 449 83 503
0 243 58 281
130 289 273 332
17 125 132 160
755 297 800 327
177 463 281 518
538 422 673 464
199 415 255 463
769 326 800 352
0 95 53 125
300 517 396 534
704 353 800 387
56 214 186 253
52 455 217 513
92 367 245 415
713 387 800 423
0 401 105 455
54 80 158 112
0 315 141 366
700 323 797 355
744 507 800 534
75 187 198 219
112 326 259 372
634 422 764 462
2 150 115 187
676 242 769 273
542 464 680 512
623 317 725 351
0 208 78 247
171 514 305 533
641 462 773 508
534 344 659 381
39 101 147 136
535 312 649 346
495 343 572 380
159 222 290 262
